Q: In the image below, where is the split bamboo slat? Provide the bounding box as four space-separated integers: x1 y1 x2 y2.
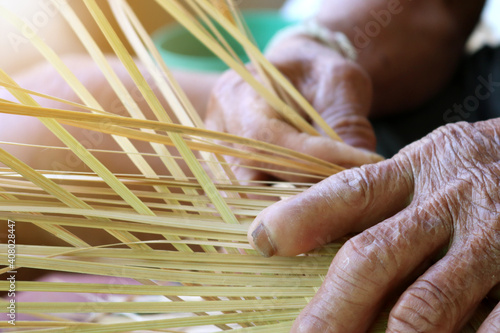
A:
0 0 492 332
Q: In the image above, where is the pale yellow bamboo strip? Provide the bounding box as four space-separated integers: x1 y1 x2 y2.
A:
0 138 328 180
110 0 212 128
0 104 89 247
0 8 99 109
0 17 194 288
0 176 296 203
0 82 109 114
53 1 182 175
0 98 16 104
200 0 285 129
49 6 205 254
0 199 259 217
110 0 243 275
0 5 178 199
0 184 297 205
230 321 294 333
0 205 245 234
112 0 243 189
116 0 244 194
1 145 328 190
1 298 307 313
0 212 248 242
185 0 241 62
0 281 317 297
83 0 239 226
209 0 235 24
192 0 342 141
0 186 89 248
0 141 108 251
116 10 249 208
70 257 328 275
200 4 306 159
154 0 317 136
0 187 276 210
0 176 304 200
39 246 327 270
0 70 153 251
0 77 155 220
0 101 319 167
93 202 257 217
0 171 299 191
54 1 203 239
0 148 95 212
0 245 333 266
202 0 303 148
0 255 324 287
0 322 97 328
228 0 254 43
0 311 299 332
59 120 337 176
0 102 342 172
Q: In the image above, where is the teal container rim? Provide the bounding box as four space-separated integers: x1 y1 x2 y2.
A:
151 10 296 72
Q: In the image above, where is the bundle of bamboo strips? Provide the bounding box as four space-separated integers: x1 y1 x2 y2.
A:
0 0 492 332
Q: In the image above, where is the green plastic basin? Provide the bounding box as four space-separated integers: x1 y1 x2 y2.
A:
152 11 294 72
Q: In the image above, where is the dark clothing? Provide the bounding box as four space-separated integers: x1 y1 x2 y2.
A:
373 46 500 157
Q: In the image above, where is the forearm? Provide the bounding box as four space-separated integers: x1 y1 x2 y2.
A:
314 0 485 115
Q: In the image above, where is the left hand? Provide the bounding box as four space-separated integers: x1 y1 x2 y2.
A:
206 37 382 182
248 119 500 332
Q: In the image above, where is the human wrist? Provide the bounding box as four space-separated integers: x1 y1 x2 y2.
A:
265 33 354 71
265 20 357 62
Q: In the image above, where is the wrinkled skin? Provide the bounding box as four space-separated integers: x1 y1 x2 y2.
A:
206 38 383 182
248 120 500 332
205 0 496 330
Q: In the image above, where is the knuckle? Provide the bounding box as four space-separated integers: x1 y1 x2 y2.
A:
449 237 500 289
326 114 376 148
331 167 373 211
415 279 454 311
297 271 363 332
319 58 369 86
390 279 454 332
332 161 412 215
388 310 431 333
340 231 399 282
343 237 378 270
469 231 500 265
309 295 350 332
432 121 472 142
295 309 341 333
430 122 492 163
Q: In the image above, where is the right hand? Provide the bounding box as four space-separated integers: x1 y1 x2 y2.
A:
248 119 500 332
205 37 383 182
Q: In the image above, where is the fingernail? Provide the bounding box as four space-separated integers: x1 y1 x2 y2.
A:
251 223 276 257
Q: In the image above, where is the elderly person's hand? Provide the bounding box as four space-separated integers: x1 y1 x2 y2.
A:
248 119 500 332
205 37 383 181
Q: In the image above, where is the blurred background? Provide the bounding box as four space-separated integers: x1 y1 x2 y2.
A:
0 0 499 75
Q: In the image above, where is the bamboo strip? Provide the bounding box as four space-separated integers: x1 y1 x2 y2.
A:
0 281 316 297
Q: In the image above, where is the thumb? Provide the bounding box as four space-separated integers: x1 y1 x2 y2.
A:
248 156 414 257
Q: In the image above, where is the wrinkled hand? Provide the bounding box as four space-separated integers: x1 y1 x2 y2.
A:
248 120 500 332
206 38 382 181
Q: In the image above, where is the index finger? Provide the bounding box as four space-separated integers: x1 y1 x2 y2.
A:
291 204 451 332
